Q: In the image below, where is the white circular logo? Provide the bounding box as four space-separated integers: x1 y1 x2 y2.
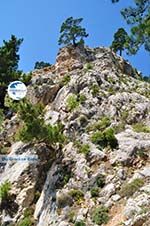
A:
8 81 27 100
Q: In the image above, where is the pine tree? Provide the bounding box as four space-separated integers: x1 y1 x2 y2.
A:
34 61 51 69
0 35 23 108
58 17 88 47
112 0 150 54
111 28 129 56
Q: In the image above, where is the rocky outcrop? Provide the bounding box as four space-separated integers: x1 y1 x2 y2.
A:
0 45 150 226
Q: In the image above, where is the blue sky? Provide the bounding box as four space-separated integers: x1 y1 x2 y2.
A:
0 0 149 75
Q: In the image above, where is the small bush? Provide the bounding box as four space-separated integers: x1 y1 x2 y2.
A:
18 217 33 226
69 189 84 202
0 180 11 201
78 144 90 156
132 123 150 133
15 101 64 145
96 175 105 188
79 94 87 104
21 72 32 84
67 210 76 223
104 128 118 149
66 94 79 111
18 207 35 226
107 87 115 95
91 84 99 97
120 178 144 197
0 146 9 154
91 187 99 197
61 74 71 86
63 174 71 184
92 206 109 225
74 220 86 226
91 131 106 147
24 207 34 218
91 117 111 131
85 63 93 71
0 109 4 131
121 110 129 121
91 128 118 149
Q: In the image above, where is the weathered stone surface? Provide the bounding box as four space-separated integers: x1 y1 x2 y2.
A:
110 130 150 166
0 45 150 226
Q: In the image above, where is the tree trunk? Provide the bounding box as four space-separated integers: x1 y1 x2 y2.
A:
0 85 7 109
72 38 77 47
120 49 122 56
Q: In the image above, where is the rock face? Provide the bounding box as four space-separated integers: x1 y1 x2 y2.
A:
0 45 150 226
27 73 60 105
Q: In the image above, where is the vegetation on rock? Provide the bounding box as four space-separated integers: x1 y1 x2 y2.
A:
112 0 150 54
74 220 86 226
120 178 144 197
0 109 4 131
111 28 130 56
91 128 118 149
132 122 150 133
15 100 64 145
58 17 88 47
0 180 11 202
34 61 51 69
92 206 109 225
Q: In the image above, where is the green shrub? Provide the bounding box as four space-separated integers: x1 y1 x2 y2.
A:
66 94 79 111
91 128 118 149
0 146 9 154
21 72 32 84
120 178 144 197
91 187 99 197
24 207 34 218
18 207 34 226
61 74 71 86
63 174 71 184
78 144 90 156
79 94 87 104
132 123 150 133
18 217 33 226
0 109 4 131
107 87 115 95
104 128 118 149
0 180 11 201
96 175 105 188
91 84 99 97
92 206 109 225
91 117 111 131
85 63 93 71
121 110 129 121
74 220 86 226
91 131 106 147
69 189 84 202
107 77 115 84
15 101 64 145
74 140 81 148
67 210 76 223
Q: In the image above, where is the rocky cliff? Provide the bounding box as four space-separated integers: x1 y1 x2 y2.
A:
0 45 150 226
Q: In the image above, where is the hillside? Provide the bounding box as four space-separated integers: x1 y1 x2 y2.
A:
0 45 150 226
